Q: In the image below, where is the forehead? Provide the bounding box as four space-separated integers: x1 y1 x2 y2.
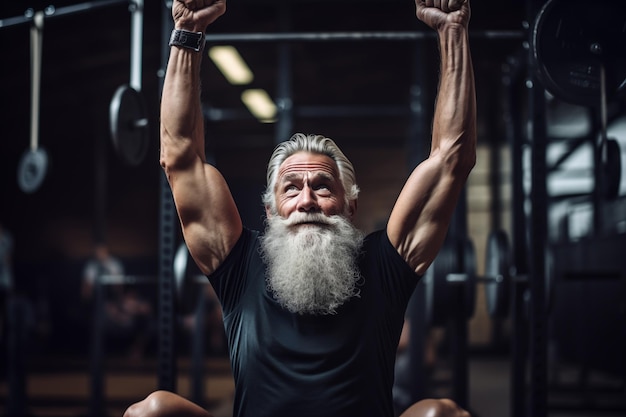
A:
277 152 340 180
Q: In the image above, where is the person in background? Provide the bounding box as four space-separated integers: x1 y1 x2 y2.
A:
82 243 153 360
0 223 14 295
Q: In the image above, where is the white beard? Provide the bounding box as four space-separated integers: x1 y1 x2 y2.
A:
259 211 364 315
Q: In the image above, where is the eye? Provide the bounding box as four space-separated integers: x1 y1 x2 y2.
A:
314 184 332 195
283 184 300 194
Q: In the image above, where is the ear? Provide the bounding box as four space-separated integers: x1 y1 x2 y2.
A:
265 205 273 219
347 199 358 220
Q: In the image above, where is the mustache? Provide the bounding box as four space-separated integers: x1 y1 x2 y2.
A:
284 212 340 227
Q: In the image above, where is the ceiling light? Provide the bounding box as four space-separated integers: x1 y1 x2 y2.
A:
241 89 277 123
208 45 254 85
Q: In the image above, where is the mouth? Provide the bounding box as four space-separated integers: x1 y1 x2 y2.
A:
292 221 324 228
289 219 335 232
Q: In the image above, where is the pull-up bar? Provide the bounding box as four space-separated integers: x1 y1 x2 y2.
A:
0 0 131 28
203 30 525 43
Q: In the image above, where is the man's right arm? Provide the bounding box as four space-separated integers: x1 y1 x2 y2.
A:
160 0 241 276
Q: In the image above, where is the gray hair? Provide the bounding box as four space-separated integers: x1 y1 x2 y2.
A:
262 133 360 214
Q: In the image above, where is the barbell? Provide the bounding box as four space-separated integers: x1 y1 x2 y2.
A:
172 230 552 326
423 230 554 327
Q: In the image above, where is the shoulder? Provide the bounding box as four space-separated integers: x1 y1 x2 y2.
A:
360 229 420 279
209 228 261 278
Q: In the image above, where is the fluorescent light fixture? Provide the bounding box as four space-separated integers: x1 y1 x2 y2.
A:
241 89 277 123
208 45 254 85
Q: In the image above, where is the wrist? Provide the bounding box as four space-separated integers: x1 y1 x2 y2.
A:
169 29 206 52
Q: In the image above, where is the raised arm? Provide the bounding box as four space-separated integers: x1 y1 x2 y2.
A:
161 0 242 275
387 0 476 275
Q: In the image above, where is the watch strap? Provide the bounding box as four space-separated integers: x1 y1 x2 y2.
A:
169 29 205 52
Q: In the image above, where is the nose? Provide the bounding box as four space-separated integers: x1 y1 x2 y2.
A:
296 184 320 213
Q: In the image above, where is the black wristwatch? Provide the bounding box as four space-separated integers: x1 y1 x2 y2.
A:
169 29 205 52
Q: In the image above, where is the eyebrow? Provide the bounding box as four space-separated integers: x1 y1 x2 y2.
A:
279 171 335 184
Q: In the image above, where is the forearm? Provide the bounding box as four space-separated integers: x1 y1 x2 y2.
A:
431 24 476 172
160 46 206 170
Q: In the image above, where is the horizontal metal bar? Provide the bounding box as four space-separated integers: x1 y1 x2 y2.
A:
205 30 525 43
296 105 409 118
0 0 129 29
203 104 411 121
97 274 156 285
446 273 469 283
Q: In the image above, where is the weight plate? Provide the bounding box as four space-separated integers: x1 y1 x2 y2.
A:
174 242 200 315
532 0 626 106
109 84 149 166
424 238 459 327
17 148 48 194
485 230 511 318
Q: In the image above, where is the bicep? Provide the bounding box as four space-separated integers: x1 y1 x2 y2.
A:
168 161 243 276
387 155 466 275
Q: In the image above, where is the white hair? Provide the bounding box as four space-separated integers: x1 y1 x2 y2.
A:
260 211 364 315
262 133 360 214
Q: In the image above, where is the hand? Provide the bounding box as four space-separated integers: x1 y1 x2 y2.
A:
172 0 226 33
414 0 470 31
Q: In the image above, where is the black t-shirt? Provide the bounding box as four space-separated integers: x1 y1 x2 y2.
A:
209 228 419 417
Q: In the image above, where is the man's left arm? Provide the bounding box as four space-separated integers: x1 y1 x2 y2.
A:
387 0 476 276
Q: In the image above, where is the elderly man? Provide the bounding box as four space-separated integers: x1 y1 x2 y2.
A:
125 0 476 416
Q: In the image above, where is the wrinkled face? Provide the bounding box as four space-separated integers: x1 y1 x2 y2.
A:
272 152 353 221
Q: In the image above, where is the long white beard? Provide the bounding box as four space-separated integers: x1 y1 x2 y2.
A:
260 211 364 315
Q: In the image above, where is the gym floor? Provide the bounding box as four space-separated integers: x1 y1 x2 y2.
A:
1 351 624 417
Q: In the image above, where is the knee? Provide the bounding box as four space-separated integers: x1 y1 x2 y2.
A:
123 390 213 417
123 390 171 417
402 398 470 417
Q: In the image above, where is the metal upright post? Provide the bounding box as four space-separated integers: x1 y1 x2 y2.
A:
6 297 28 417
88 276 106 417
527 73 549 417
408 288 427 402
407 41 431 404
449 285 469 409
449 155 469 410
526 0 549 415
157 0 177 393
503 51 530 417
275 2 294 145
190 289 207 408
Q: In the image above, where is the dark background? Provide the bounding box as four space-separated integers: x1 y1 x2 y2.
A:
0 0 530 355
2 2 626 413
0 0 526 265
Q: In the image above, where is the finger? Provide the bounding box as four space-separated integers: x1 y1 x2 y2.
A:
448 0 466 12
180 0 213 11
